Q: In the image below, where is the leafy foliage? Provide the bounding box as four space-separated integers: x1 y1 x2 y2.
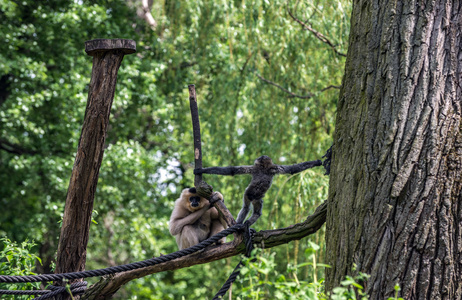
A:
0 0 350 298
0 238 41 299
235 251 405 300
235 245 325 299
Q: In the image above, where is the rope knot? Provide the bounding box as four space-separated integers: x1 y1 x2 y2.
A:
243 221 255 257
35 281 88 300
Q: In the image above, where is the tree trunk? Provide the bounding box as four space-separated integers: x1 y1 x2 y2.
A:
55 39 135 295
326 1 461 299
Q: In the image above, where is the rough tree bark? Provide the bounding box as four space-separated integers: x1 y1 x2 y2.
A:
325 1 461 299
55 39 135 296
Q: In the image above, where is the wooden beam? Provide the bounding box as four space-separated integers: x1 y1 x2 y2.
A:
55 39 136 297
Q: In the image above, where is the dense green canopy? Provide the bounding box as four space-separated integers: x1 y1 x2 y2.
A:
0 0 349 298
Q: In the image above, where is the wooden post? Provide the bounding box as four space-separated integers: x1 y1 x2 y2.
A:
188 85 236 227
188 84 203 187
55 39 136 292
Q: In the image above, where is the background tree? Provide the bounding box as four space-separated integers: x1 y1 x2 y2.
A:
326 0 462 299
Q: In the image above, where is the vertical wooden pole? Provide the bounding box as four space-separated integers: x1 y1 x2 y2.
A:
188 85 236 227
188 84 203 187
55 39 136 292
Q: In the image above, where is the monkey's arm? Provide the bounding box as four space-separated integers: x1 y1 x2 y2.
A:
209 207 219 219
194 165 253 176
277 160 322 175
209 207 228 232
169 206 209 236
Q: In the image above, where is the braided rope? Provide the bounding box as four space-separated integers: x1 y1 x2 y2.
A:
0 281 87 299
34 282 88 300
0 224 244 284
213 261 244 300
213 222 255 299
0 289 50 295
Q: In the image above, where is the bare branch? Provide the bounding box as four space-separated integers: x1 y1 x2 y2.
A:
287 5 346 57
81 202 327 299
320 85 341 92
256 73 340 99
170 61 198 71
0 138 38 155
103 213 117 267
255 73 313 99
188 85 203 187
188 86 237 226
240 52 253 75
141 0 157 29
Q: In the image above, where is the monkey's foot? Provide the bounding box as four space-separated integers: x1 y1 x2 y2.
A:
216 237 227 245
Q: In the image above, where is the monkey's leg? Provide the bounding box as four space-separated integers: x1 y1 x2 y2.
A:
236 196 251 224
210 220 226 244
244 199 263 226
179 225 200 250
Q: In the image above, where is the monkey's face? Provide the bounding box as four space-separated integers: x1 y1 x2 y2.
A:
189 196 201 208
255 155 273 168
181 187 207 211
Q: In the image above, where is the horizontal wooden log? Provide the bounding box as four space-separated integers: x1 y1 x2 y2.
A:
81 201 327 299
85 39 136 56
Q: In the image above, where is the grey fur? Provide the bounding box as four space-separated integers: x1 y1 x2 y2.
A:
194 155 322 225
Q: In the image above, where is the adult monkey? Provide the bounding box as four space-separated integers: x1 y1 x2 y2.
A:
194 155 322 225
169 187 227 250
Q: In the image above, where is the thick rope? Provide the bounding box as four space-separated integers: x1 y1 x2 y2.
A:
35 281 87 300
213 261 244 300
0 281 87 299
213 222 255 300
0 224 244 284
0 289 50 295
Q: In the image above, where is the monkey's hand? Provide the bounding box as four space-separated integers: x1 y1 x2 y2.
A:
209 192 224 207
243 220 257 236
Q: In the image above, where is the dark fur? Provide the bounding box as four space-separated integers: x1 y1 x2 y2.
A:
194 156 322 225
169 188 227 250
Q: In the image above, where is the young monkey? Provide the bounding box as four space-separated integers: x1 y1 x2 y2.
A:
194 155 322 226
169 187 227 250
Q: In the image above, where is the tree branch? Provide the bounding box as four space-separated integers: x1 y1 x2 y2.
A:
141 0 157 29
0 138 38 155
320 85 341 92
255 74 340 99
81 202 327 299
188 86 236 227
255 73 313 99
169 61 198 71
287 5 346 57
188 85 203 187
